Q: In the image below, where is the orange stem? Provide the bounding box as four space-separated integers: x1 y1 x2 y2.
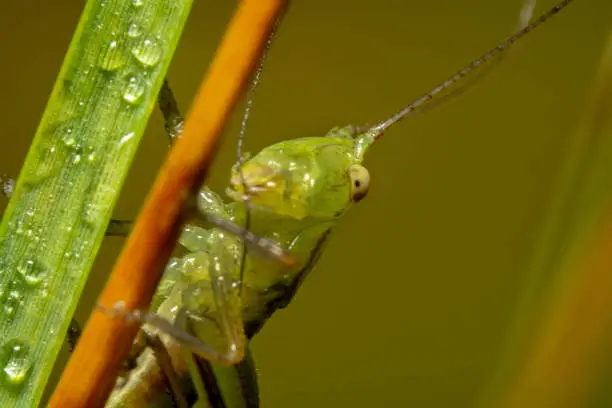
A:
48 1 284 406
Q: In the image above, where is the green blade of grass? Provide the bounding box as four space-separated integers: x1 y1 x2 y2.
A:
0 0 193 406
480 29 612 408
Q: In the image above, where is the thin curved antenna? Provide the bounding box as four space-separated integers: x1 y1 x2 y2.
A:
235 15 283 292
398 0 536 119
369 0 575 136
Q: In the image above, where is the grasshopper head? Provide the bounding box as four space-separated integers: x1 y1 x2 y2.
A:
228 134 370 220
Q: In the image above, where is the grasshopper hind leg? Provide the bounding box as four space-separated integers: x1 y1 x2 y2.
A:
98 235 255 405
177 309 228 408
99 242 247 367
142 331 191 408
178 308 260 408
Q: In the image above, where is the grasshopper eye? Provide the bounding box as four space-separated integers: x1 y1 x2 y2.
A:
348 164 370 202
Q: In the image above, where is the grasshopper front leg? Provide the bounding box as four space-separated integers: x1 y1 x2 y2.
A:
103 235 246 365
100 237 252 407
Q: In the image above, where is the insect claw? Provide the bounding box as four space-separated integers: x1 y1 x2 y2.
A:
96 300 145 326
111 300 126 313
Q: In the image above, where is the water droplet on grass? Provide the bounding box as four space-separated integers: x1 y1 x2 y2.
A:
1 340 31 386
132 38 162 67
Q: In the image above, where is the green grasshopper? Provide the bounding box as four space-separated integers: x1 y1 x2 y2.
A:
39 0 577 407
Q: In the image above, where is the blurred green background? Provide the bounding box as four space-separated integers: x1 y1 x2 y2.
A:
1 0 612 407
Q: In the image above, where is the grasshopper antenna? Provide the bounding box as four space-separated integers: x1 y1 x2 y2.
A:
368 0 576 137
403 0 536 118
235 13 285 291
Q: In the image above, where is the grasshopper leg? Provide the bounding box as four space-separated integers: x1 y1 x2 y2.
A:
142 331 190 408
154 67 265 407
177 307 260 408
176 308 229 408
98 238 246 366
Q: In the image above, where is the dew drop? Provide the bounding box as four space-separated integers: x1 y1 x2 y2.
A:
131 38 162 67
98 40 126 71
127 23 142 38
82 202 103 225
14 221 24 236
0 283 22 319
1 340 31 386
3 305 15 318
63 128 76 147
64 136 76 147
119 131 135 147
26 138 66 185
123 75 146 104
16 259 48 286
40 285 49 299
